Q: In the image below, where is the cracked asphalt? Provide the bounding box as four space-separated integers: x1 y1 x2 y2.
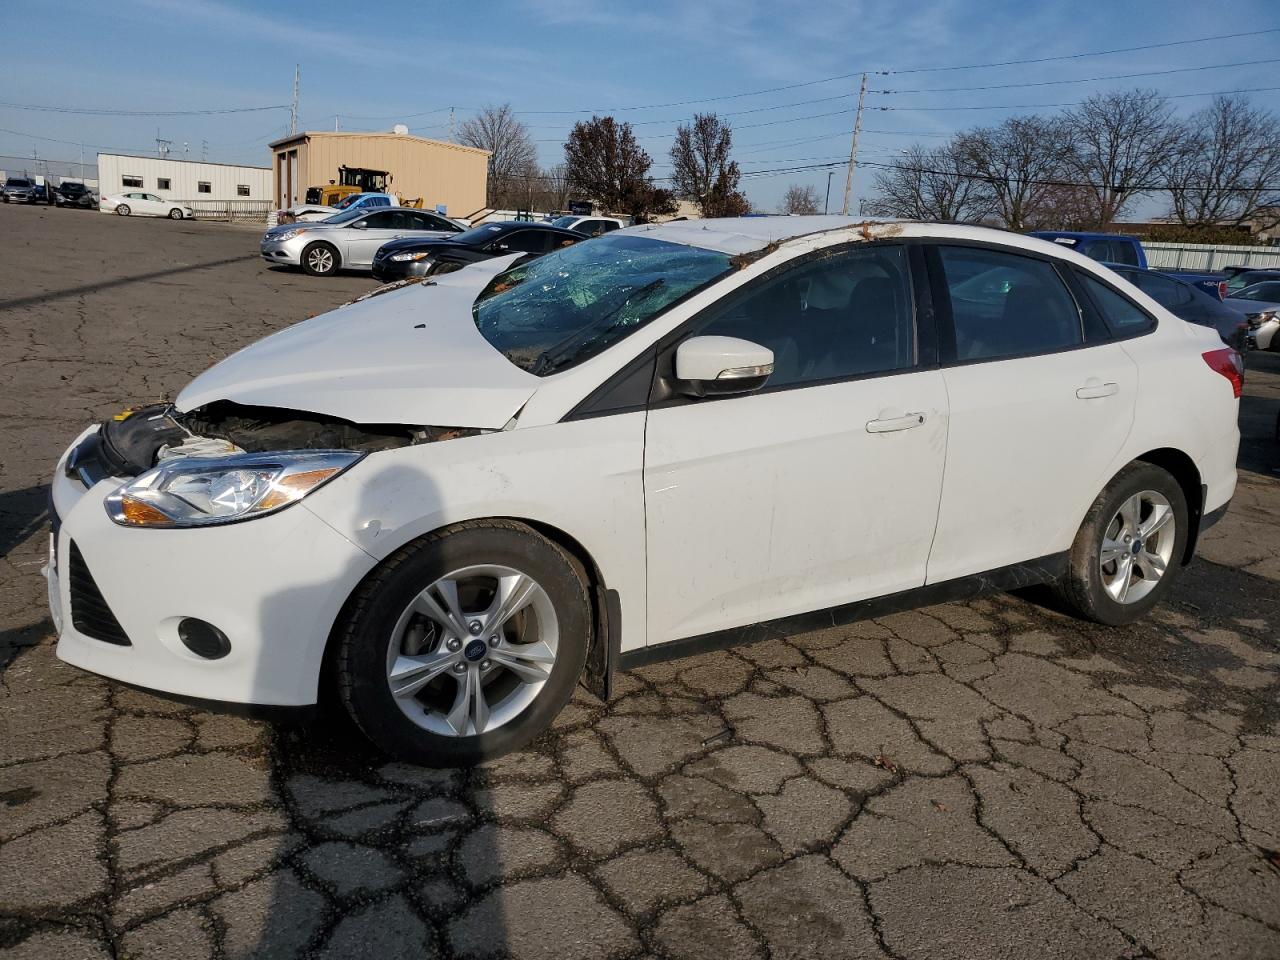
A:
2 203 1279 960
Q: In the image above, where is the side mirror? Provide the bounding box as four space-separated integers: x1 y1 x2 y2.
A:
675 336 774 398
352 220 368 230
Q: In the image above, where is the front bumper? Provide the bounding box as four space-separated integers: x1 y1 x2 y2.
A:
371 257 432 283
48 429 378 706
260 237 303 267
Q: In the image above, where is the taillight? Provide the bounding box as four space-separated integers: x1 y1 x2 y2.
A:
1216 280 1227 301
1202 348 1243 398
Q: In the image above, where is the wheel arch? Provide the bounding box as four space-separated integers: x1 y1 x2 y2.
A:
303 238 341 269
319 515 617 706
1132 447 1204 565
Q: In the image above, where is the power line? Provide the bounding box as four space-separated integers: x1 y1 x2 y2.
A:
507 28 1280 115
883 57 1280 95
883 84 1280 112
0 101 289 117
732 154 1280 193
890 28 1280 75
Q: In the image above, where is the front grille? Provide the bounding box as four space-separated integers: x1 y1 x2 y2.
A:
68 541 131 646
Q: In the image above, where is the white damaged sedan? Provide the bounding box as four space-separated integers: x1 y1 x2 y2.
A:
47 217 1240 764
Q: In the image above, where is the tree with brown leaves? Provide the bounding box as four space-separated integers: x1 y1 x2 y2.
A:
564 116 674 218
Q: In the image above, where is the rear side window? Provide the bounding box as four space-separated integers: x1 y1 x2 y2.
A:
1079 274 1155 335
1107 241 1140 266
938 246 1083 361
1129 272 1192 307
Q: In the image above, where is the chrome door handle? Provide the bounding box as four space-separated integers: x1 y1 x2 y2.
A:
1075 382 1119 399
866 412 926 433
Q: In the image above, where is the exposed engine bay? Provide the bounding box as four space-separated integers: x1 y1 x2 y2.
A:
67 400 482 484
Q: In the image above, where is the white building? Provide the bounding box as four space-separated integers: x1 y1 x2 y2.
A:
96 153 271 202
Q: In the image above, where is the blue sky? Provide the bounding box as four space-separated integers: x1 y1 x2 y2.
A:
3 0 1279 213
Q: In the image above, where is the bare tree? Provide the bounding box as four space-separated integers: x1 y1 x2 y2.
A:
1163 95 1280 230
1062 89 1178 228
458 103 538 208
956 116 1068 230
779 183 820 215
539 163 573 212
564 116 674 218
865 142 991 222
669 113 749 217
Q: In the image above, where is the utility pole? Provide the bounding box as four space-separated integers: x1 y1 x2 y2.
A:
202 139 208 161
290 64 300 135
448 107 455 142
840 73 867 216
824 170 834 215
334 115 339 132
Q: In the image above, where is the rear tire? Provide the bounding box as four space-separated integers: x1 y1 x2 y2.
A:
1055 463 1188 626
168 208 184 220
116 204 130 216
335 520 591 766
301 241 339 276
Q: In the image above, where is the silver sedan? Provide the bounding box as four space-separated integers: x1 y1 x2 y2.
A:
261 206 463 276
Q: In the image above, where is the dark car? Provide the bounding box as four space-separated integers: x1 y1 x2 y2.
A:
1225 268 1280 295
371 221 583 283
54 181 97 208
1106 264 1248 352
2 177 38 203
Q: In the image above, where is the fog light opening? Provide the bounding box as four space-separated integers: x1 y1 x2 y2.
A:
178 618 231 660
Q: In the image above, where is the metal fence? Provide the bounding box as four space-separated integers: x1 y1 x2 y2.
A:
183 199 274 223
1143 242 1280 271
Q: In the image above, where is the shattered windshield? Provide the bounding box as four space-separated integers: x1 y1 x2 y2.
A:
472 234 733 376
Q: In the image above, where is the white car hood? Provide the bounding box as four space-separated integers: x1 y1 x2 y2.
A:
176 257 539 429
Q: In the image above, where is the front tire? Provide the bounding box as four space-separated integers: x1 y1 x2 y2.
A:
168 208 184 220
301 241 339 276
116 204 130 216
1055 463 1188 626
335 520 591 766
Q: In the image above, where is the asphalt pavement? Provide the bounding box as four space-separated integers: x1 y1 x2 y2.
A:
1 203 1278 959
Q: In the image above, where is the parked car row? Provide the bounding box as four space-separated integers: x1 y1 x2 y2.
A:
2 176 101 207
260 194 605 277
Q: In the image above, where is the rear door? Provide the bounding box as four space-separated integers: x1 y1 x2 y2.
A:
924 243 1138 583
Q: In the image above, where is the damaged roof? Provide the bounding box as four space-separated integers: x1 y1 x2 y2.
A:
626 215 905 255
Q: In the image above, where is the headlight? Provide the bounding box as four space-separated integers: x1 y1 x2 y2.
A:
1245 311 1275 329
105 450 361 528
274 228 308 242
390 251 432 262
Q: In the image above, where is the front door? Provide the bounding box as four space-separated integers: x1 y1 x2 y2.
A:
643 242 949 645
343 210 405 267
924 243 1139 583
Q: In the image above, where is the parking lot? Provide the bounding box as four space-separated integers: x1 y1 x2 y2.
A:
1 202 1278 959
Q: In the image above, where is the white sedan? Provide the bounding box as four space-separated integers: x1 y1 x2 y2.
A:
46 217 1239 765
100 192 193 220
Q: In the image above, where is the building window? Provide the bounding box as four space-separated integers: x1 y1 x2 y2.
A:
198 181 211 194
236 184 250 197
122 175 143 187
157 178 171 190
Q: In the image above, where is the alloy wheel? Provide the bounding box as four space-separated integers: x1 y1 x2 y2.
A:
1099 490 1175 604
307 247 334 273
384 564 559 737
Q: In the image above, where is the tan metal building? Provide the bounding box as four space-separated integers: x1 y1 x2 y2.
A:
268 130 489 218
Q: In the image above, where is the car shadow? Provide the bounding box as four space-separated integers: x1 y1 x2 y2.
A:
0 483 49 561
0 255 257 312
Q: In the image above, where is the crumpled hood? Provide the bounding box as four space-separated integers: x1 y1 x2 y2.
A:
176 256 539 429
